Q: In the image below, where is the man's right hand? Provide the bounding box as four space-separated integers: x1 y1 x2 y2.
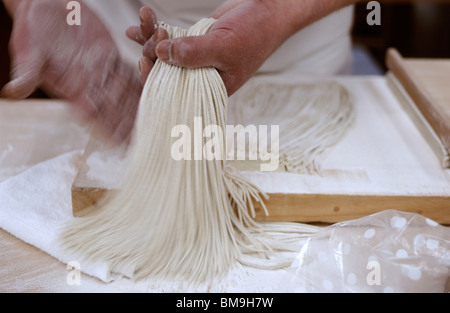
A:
126 0 355 97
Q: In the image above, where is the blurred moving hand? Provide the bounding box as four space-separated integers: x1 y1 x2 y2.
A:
2 0 142 143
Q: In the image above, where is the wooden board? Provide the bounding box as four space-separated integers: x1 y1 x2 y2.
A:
72 127 450 224
386 48 450 168
71 75 450 224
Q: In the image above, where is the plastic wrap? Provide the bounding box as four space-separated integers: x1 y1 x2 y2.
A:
286 210 449 293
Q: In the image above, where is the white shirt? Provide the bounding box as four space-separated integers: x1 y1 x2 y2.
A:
84 0 354 75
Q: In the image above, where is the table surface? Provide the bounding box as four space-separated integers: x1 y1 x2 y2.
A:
1 76 449 292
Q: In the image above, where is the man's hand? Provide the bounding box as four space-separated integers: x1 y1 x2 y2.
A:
126 7 168 86
128 1 284 96
154 0 287 96
2 0 142 143
128 0 354 96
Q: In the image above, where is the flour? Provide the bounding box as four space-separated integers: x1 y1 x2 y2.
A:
86 149 130 188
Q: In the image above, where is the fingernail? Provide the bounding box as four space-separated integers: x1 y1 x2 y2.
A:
138 59 143 74
154 28 163 41
156 40 172 62
139 7 146 23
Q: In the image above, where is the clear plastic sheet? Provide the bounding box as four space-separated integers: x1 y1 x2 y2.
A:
286 210 450 293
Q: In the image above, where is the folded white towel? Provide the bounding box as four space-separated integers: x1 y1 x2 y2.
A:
0 151 111 282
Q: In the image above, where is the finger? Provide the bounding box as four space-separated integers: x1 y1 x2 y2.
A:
139 6 157 41
155 33 223 69
143 28 169 62
126 26 146 45
1 51 44 99
126 7 158 45
138 57 153 86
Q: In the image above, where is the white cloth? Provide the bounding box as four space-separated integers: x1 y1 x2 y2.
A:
83 0 354 74
0 151 112 282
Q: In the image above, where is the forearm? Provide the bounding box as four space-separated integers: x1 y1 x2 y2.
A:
280 0 432 34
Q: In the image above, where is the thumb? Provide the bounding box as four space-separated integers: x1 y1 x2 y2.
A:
155 34 222 69
2 50 44 99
